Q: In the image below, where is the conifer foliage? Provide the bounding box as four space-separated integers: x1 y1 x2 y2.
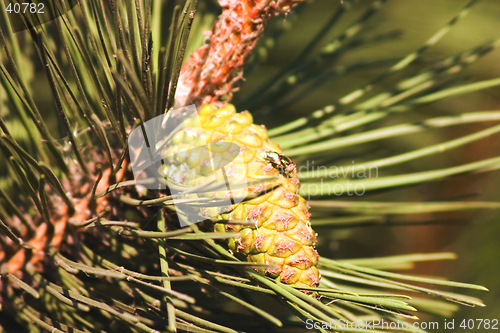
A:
1 0 500 332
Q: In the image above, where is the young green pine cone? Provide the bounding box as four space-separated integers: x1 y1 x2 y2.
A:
162 103 320 287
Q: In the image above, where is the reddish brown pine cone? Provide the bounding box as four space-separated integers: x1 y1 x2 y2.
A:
176 0 307 107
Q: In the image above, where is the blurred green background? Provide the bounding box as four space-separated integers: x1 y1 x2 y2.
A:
235 1 500 331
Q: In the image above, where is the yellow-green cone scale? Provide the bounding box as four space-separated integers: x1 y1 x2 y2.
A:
163 104 320 287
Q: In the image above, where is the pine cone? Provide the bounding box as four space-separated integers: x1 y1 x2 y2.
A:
161 103 320 287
